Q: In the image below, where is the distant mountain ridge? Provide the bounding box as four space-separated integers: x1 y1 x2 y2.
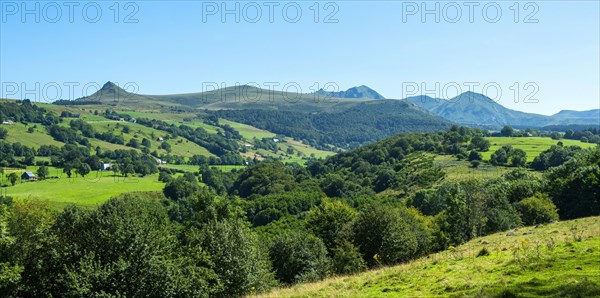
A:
407 91 599 128
314 85 385 100
76 81 598 128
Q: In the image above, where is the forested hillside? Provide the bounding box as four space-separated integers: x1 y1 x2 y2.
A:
212 100 451 149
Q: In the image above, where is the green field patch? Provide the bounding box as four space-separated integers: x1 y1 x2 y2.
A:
433 154 518 181
3 172 166 209
220 119 276 140
160 164 246 173
483 137 597 162
2 122 64 148
88 120 214 157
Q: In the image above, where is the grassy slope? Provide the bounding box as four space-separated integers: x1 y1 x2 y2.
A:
257 216 600 298
3 122 64 148
434 154 517 181
483 137 597 162
220 118 276 140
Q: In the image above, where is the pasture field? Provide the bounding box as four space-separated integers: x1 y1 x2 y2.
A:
220 119 276 140
433 154 519 181
87 120 214 157
119 111 222 134
160 164 246 173
2 170 165 209
278 139 335 159
2 122 64 148
258 216 600 298
483 137 597 162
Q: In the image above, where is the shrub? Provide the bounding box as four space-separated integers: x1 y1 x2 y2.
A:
269 231 330 284
332 241 366 275
476 247 491 257
468 150 482 161
351 204 424 267
516 193 559 225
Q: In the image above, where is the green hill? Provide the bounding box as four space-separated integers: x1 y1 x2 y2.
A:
70 82 453 149
212 100 452 149
257 216 600 298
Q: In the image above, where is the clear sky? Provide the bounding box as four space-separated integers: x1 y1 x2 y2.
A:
1 1 598 115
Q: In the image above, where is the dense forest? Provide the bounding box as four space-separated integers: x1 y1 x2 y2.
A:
1 122 598 296
211 100 451 149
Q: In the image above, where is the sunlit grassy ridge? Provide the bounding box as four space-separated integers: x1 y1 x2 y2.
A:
256 216 600 298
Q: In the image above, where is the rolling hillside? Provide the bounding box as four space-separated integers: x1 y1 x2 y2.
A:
71 82 453 149
1 99 334 166
258 216 600 297
212 100 452 148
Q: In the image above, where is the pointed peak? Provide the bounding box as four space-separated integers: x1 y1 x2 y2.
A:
101 81 117 89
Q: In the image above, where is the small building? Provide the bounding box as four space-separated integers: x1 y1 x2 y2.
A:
129 118 137 123
244 143 252 147
21 172 36 181
157 137 164 141
273 138 280 143
2 120 13 125
155 158 167 165
101 163 113 171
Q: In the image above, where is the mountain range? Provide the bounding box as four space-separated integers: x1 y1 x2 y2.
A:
406 91 599 128
76 82 599 129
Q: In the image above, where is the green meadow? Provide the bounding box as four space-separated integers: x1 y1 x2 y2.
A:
433 154 520 181
2 171 165 209
2 122 64 148
220 118 276 139
483 137 597 162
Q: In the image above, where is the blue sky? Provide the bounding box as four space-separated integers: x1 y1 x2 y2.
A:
1 1 598 115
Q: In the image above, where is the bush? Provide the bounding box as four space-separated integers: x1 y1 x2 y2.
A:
158 171 173 183
516 193 559 225
332 241 366 275
468 150 482 161
351 204 425 267
269 232 330 284
476 247 491 257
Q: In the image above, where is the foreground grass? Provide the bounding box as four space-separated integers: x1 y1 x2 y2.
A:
483 137 596 162
257 216 600 298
